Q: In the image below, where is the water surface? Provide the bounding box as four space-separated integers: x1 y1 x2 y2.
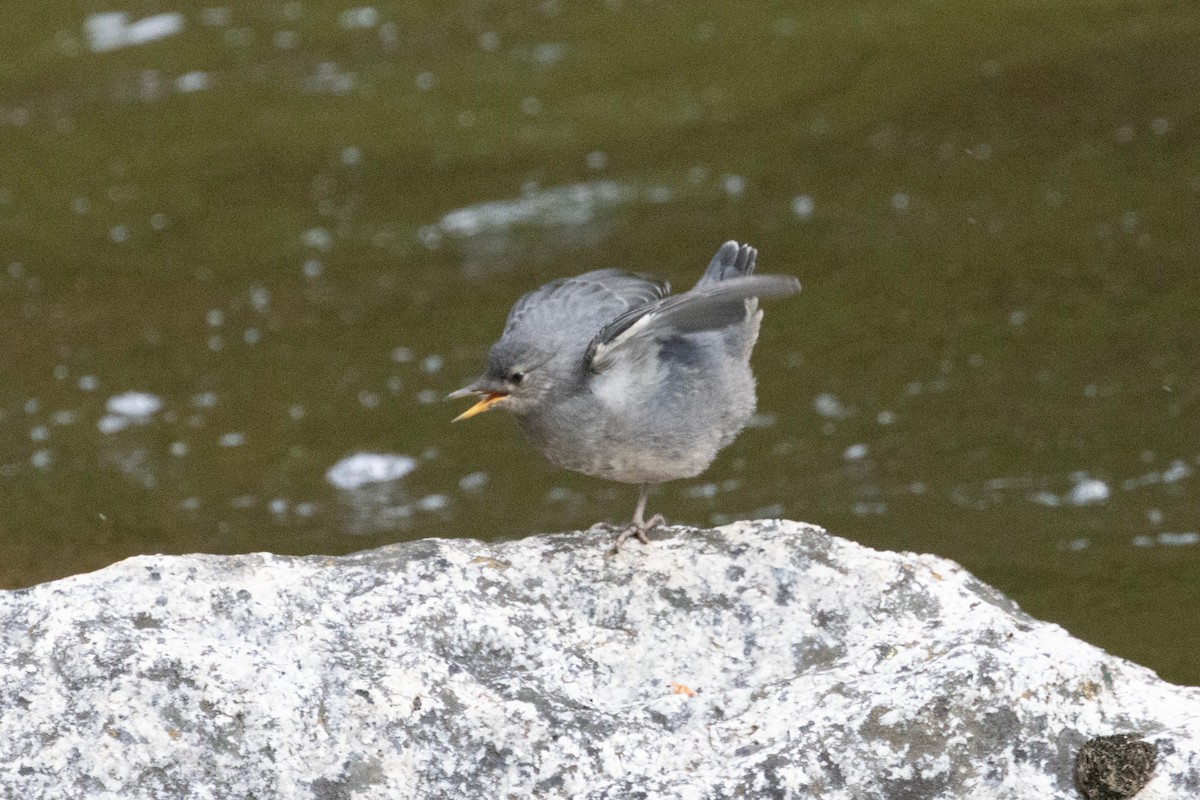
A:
1 2 1198 684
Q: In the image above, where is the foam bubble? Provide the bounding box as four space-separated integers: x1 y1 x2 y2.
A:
106 391 163 418
326 452 418 489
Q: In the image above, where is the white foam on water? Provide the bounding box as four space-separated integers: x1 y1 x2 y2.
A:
813 393 849 419
843 443 869 461
439 181 632 238
1066 477 1110 506
418 494 448 512
685 483 718 500
106 391 163 418
125 13 184 46
532 42 566 65
458 472 488 492
791 194 815 219
1134 531 1200 548
85 12 184 53
1162 460 1192 483
98 415 130 434
175 71 210 93
340 7 379 29
1123 459 1192 490
326 453 418 490
1028 490 1060 507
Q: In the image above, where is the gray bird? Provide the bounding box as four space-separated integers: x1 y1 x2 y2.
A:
448 241 800 549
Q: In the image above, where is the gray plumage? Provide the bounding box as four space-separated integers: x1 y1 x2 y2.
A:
450 241 800 547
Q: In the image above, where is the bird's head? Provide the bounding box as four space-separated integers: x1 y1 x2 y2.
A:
447 339 559 421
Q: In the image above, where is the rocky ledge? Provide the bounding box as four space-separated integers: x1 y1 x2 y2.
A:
1 521 1197 799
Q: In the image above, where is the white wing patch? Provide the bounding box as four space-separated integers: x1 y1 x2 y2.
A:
588 310 659 371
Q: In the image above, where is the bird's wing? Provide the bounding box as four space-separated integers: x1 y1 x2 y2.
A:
585 274 801 371
502 269 669 345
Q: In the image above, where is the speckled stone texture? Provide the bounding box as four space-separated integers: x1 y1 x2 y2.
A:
2 521 1198 799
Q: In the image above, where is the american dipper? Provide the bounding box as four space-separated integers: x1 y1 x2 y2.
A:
449 241 800 549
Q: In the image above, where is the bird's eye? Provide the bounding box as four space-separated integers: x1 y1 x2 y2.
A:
509 371 525 384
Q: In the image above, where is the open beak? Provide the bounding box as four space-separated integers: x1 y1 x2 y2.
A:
447 387 509 422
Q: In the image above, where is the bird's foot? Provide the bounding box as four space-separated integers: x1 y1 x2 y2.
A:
613 514 665 552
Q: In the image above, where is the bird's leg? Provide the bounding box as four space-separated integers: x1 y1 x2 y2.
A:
614 484 665 550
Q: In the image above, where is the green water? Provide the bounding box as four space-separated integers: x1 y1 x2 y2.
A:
1 2 1198 684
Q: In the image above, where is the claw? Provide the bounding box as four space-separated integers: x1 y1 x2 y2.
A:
612 511 664 551
604 485 669 552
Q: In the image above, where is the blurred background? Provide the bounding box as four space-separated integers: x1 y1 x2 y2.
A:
1 2 1197 683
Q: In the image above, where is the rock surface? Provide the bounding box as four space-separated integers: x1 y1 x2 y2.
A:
1 520 1198 799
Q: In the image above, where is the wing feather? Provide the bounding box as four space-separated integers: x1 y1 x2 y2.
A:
586 275 800 371
502 269 669 346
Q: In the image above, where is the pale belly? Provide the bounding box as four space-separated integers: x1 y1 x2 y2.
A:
516 357 756 485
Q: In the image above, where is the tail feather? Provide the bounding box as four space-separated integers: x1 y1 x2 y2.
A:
698 241 757 286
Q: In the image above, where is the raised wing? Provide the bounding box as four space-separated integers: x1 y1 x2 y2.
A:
502 269 669 347
585 274 800 371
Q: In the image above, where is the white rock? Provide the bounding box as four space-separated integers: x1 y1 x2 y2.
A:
0 521 1196 798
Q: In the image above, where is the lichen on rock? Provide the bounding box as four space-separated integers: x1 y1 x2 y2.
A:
1 520 1198 798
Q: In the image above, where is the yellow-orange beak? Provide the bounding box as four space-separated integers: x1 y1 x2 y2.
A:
451 391 508 422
